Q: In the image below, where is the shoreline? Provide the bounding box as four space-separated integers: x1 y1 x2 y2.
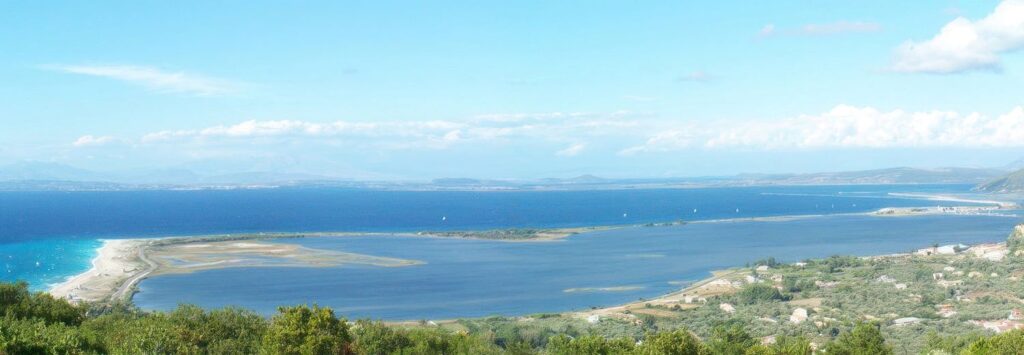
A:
49 239 154 303
887 192 1018 209
46 192 1017 308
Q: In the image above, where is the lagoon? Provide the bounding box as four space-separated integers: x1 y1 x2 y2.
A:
1 184 980 289
133 213 1018 320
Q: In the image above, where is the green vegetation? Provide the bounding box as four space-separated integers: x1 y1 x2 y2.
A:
975 167 1024 193
0 279 1022 354
736 284 789 305
825 322 891 355
7 225 1024 354
419 228 578 241
1007 225 1024 254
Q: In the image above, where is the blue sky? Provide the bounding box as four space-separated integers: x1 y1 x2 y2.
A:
2 1 1024 179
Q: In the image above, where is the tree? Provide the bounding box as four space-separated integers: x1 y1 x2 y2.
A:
744 336 813 355
546 335 635 355
736 283 788 305
826 322 892 355
962 329 1024 355
635 329 708 355
0 317 93 354
707 324 756 355
0 281 86 326
261 305 351 355
351 320 411 354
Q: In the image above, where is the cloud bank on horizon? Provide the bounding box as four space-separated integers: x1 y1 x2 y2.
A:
3 1 1024 178
77 105 1024 154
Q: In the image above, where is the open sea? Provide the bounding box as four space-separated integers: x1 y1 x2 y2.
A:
1 184 1021 319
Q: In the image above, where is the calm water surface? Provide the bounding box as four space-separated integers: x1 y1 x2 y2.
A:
1 184 1018 319
134 214 1020 320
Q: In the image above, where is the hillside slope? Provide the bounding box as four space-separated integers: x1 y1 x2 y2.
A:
975 168 1024 193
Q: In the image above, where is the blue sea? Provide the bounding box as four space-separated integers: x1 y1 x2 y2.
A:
0 184 1020 319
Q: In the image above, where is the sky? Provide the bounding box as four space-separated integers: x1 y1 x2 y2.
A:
2 0 1024 180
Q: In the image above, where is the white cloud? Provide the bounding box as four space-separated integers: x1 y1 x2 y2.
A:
800 21 882 35
112 105 1024 157
556 143 586 157
623 95 660 102
137 112 640 152
676 71 713 83
759 21 881 38
47 64 238 96
72 135 115 147
622 105 1024 154
891 0 1024 73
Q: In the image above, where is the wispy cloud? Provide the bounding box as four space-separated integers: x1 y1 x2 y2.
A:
758 21 882 38
556 143 586 157
45 64 239 96
623 95 660 102
675 71 713 83
891 0 1024 74
72 135 115 147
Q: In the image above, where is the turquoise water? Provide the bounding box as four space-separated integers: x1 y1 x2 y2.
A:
132 214 1020 320
0 238 101 290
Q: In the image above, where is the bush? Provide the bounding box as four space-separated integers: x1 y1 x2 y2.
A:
0 316 94 354
261 305 352 355
962 329 1024 355
545 334 635 355
736 284 789 305
826 322 892 355
636 329 707 355
0 281 86 326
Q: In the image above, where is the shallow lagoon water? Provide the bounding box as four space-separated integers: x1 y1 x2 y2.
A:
0 184 986 289
133 214 1021 320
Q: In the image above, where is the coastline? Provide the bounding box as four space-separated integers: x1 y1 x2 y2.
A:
48 236 424 303
887 192 1017 209
49 239 153 303
46 192 1018 308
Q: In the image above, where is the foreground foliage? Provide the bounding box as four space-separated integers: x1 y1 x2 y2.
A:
3 281 1024 354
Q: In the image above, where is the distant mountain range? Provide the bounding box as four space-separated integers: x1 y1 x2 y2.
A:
0 161 1011 192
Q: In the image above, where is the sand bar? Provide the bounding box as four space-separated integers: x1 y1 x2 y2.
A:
49 239 152 303
48 236 423 304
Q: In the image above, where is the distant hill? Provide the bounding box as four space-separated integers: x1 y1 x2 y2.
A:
975 168 1024 193
741 167 1006 186
0 161 107 181
0 161 1009 191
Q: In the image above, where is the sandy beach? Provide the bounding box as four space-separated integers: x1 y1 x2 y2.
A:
49 239 152 303
48 236 422 304
888 192 1018 209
